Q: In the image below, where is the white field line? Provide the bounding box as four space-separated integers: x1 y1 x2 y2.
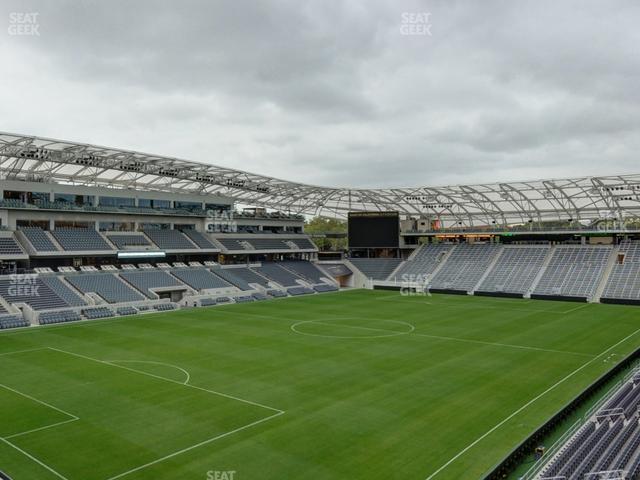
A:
0 382 78 422
423 324 640 480
311 320 414 334
410 332 594 358
0 376 79 480
291 319 414 339
561 304 591 314
48 347 283 414
0 290 346 337
2 348 284 480
106 360 191 384
294 319 593 358
430 302 585 315
105 410 284 480
0 347 47 356
4 418 79 440
375 293 591 316
0 315 139 336
374 295 433 305
0 437 70 480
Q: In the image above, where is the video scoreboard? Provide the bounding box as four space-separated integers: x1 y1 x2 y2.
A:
348 211 399 248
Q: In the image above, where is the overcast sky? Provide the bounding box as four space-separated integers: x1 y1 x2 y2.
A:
1 0 639 189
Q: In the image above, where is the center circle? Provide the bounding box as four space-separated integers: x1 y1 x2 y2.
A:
290 317 415 339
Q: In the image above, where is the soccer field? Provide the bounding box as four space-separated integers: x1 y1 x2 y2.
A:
1 290 640 480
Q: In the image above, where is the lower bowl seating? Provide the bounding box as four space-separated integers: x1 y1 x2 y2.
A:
154 303 176 311
116 306 138 316
234 296 254 303
82 307 114 319
314 284 339 293
0 314 29 329
287 286 315 296
267 289 287 298
39 310 81 325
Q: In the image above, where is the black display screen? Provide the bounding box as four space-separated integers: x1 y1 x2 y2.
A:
348 211 399 248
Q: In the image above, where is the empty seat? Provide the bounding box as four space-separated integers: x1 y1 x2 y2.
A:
19 227 58 251
602 241 640 301
287 286 315 296
142 229 197 250
252 263 302 287
478 246 550 294
120 270 185 298
66 274 145 303
0 237 25 255
348 258 403 281
0 314 29 329
267 289 287 298
430 244 502 292
290 237 317 249
171 268 231 290
280 261 329 284
116 306 138 316
245 238 291 250
107 234 151 249
181 230 217 249
314 284 339 293
82 307 114 319
214 237 249 251
226 267 270 287
154 303 176 311
0 277 70 310
533 245 611 299
39 276 86 306
210 268 253 290
390 244 453 281
52 228 112 251
39 310 81 325
234 295 254 303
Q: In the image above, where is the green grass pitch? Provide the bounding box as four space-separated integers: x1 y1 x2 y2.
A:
1 289 640 480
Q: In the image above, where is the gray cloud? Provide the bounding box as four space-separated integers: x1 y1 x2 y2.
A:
1 0 638 189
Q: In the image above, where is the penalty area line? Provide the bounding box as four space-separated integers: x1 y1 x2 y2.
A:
48 347 283 414
105 410 285 480
0 437 70 480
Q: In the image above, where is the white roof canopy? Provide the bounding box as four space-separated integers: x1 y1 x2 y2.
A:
1 132 639 226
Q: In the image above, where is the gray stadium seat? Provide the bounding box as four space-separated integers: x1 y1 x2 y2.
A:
142 229 197 250
52 228 113 251
19 227 58 251
66 274 145 303
171 268 231 290
120 270 186 298
348 258 403 281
